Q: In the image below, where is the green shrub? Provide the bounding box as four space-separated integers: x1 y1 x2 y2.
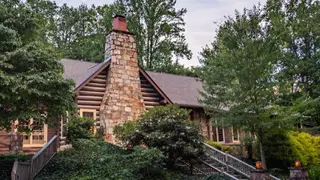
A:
114 120 138 145
206 140 233 153
116 105 204 167
287 132 320 166
309 164 320 180
37 139 198 180
204 173 233 180
264 130 320 169
67 116 94 142
0 154 28 180
127 146 165 179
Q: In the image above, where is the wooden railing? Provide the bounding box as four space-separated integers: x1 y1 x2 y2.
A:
203 143 280 180
11 135 57 180
11 160 30 180
29 135 57 179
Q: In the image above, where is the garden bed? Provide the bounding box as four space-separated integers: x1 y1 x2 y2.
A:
36 139 204 180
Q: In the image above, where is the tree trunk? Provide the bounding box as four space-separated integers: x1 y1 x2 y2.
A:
258 129 267 169
9 132 22 155
247 144 253 160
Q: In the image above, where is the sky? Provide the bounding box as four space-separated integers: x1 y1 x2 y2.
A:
54 0 267 67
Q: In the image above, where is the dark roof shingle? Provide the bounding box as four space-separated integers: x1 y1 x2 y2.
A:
146 72 204 107
61 59 109 88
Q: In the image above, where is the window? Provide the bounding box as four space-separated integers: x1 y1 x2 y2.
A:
217 127 225 142
22 119 48 147
211 127 225 143
232 127 240 142
79 109 96 134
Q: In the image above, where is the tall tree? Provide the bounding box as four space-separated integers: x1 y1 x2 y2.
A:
51 3 118 62
27 0 58 44
0 0 74 132
267 0 320 126
199 5 282 169
117 0 192 71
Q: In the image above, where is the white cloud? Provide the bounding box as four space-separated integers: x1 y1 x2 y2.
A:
53 0 267 66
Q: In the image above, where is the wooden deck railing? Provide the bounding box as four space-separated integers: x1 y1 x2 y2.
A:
203 143 280 180
11 135 57 180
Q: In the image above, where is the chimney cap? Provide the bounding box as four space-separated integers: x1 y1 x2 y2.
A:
112 14 128 32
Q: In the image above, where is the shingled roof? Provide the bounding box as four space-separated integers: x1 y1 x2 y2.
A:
61 59 204 108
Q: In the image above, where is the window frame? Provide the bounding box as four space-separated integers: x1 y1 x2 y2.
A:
22 119 48 148
216 127 225 143
232 126 240 143
79 109 97 134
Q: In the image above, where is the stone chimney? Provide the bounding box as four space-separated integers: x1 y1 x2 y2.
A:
100 15 145 143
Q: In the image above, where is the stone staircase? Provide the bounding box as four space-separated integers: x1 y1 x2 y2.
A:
192 143 281 180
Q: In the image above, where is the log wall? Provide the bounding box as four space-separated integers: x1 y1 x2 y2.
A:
77 69 108 127
140 73 163 109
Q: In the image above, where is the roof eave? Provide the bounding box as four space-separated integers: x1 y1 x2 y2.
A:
74 60 111 94
139 66 173 104
177 103 203 109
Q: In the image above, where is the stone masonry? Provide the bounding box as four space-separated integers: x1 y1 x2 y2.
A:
100 22 145 143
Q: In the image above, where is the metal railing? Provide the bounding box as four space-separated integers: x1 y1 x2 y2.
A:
11 135 57 180
203 143 280 180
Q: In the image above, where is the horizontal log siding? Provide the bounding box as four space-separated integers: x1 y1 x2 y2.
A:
77 69 108 127
140 73 163 109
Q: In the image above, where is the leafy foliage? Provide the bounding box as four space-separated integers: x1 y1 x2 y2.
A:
116 0 192 70
67 117 94 142
309 164 320 180
204 173 233 180
24 0 198 76
0 0 75 131
37 139 199 180
206 140 232 153
0 154 28 180
287 132 320 166
200 0 320 168
264 130 320 168
113 120 138 145
266 0 320 127
199 4 281 168
114 105 204 166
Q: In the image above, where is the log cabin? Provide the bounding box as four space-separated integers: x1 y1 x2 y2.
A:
0 15 242 154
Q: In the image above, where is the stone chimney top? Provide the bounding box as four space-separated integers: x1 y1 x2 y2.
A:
112 15 128 32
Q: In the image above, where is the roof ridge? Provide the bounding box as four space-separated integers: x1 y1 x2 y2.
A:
146 71 201 80
61 58 99 65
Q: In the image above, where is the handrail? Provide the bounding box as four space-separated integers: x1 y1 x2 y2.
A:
32 135 57 160
29 135 57 179
200 159 239 180
203 143 280 180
